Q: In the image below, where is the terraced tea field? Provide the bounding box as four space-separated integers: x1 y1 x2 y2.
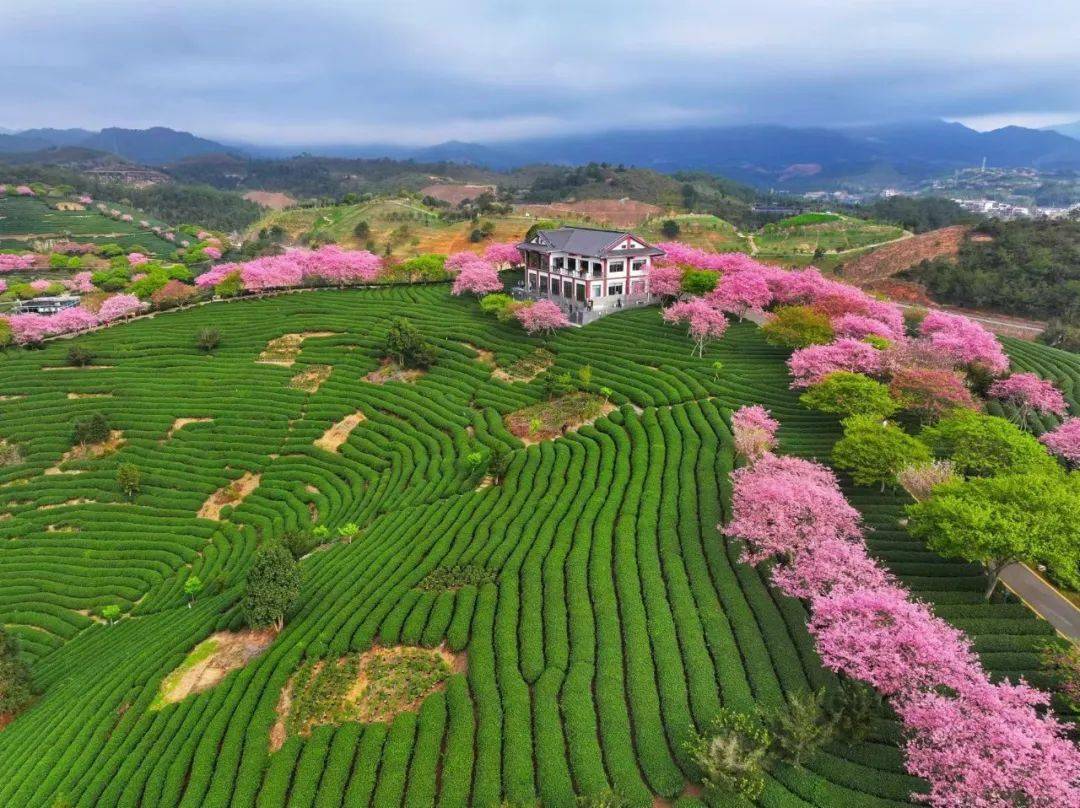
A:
0 195 176 256
0 286 1065 807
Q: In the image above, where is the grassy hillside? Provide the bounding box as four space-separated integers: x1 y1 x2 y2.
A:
250 198 904 265
0 195 176 256
0 287 1063 807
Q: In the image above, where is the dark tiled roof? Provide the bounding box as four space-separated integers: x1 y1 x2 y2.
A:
517 226 664 258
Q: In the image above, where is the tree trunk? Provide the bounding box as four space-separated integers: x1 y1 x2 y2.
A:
984 560 1009 600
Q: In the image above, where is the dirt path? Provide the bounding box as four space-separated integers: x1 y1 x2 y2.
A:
314 411 366 452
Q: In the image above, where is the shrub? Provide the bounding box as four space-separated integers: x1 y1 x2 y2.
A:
680 269 717 296
0 319 12 348
660 219 681 238
195 328 221 353
832 415 932 491
183 576 203 607
825 680 882 744
116 463 141 499
686 709 771 800
214 271 243 298
72 413 110 446
417 565 497 591
761 305 834 349
799 371 900 419
760 689 833 768
281 529 319 560
101 605 121 625
66 346 95 367
383 317 435 369
0 627 34 715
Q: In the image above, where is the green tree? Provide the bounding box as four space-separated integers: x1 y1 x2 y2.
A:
101 605 121 625
488 445 511 485
660 219 681 238
825 680 881 744
832 415 932 490
577 364 593 389
0 318 12 349
0 627 34 716
66 347 95 367
196 328 221 352
920 410 1056 478
116 463 141 499
800 371 900 420
383 317 436 369
72 413 110 446
681 269 718 296
183 575 203 607
242 543 301 631
761 689 833 768
353 220 371 240
687 708 771 800
761 305 834 349
907 470 1080 598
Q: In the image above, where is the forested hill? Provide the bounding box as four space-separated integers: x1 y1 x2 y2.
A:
911 219 1080 321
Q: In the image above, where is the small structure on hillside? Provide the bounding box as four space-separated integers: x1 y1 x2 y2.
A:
15 296 81 315
516 226 665 324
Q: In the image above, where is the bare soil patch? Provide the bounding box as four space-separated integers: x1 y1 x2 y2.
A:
364 359 426 385
290 365 332 393
491 348 554 383
0 395 26 401
40 498 94 510
41 365 114 372
153 629 276 709
270 644 463 752
843 225 969 285
458 341 496 368
198 472 261 520
257 332 338 367
505 393 615 444
66 392 112 399
243 190 297 210
314 411 366 453
165 417 212 440
45 430 124 475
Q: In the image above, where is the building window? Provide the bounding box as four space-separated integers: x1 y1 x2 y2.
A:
553 256 564 270
527 272 537 290
563 279 574 297
592 262 602 276
609 260 624 273
576 283 586 302
539 276 548 293
608 283 624 296
592 282 602 297
632 260 645 272
566 257 577 271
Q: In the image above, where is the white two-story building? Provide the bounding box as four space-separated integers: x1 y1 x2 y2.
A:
516 226 666 323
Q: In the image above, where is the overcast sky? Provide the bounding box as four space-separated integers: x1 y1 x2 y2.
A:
4 0 1079 145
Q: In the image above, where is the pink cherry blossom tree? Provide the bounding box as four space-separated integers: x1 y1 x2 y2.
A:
661 298 729 357
98 294 146 322
988 372 1068 424
708 271 773 319
127 252 149 266
787 338 884 388
203 246 222 260
482 242 522 268
515 299 570 334
15 185 33 196
0 254 35 273
445 251 480 272
1040 418 1080 467
919 310 1009 373
451 259 502 296
832 312 904 342
648 265 684 299
730 404 779 462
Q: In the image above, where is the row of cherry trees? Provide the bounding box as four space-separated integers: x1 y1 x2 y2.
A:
727 406 1080 807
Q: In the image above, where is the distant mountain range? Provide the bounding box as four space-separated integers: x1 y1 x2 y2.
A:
1049 121 1080 141
0 126 237 165
238 119 1080 189
3 119 1080 189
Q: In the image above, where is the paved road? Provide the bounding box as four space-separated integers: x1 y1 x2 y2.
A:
1000 563 1080 643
